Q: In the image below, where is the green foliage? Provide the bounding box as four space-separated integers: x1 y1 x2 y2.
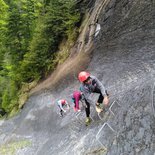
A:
0 139 31 155
0 0 8 63
0 0 8 20
6 0 38 62
20 0 81 81
0 0 84 115
2 80 18 112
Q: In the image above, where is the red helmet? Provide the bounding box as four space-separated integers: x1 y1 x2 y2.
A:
78 71 90 82
61 99 66 104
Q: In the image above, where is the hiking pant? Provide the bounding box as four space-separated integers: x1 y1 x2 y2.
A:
94 88 104 103
85 99 90 117
73 99 80 110
85 88 108 117
60 109 63 116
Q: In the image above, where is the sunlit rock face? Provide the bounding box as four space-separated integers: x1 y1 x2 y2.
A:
0 0 155 155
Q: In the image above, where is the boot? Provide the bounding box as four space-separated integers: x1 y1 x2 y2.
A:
85 117 91 126
95 103 103 113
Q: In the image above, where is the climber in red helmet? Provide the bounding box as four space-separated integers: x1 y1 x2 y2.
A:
71 91 82 112
71 90 86 112
78 71 109 125
57 99 70 117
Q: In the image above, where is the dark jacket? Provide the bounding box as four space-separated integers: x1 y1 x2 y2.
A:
80 76 106 104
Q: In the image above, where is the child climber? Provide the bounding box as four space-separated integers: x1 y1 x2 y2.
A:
78 71 109 125
57 99 70 117
71 90 84 112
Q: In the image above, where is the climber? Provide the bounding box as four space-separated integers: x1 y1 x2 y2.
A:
57 99 70 117
78 71 109 125
71 90 85 112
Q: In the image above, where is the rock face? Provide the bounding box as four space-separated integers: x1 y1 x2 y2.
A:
0 0 155 155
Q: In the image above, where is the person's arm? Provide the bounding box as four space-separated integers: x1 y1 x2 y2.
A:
93 76 106 96
80 84 93 104
93 76 109 105
65 101 70 109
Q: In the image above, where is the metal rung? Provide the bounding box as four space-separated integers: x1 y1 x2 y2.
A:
75 112 94 122
75 112 82 119
98 112 103 120
90 115 94 122
96 122 116 148
109 100 121 116
96 123 116 139
96 139 107 149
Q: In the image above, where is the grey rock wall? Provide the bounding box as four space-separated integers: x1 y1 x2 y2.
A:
0 0 155 155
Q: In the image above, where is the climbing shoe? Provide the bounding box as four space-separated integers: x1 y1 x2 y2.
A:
85 117 91 126
74 107 81 112
73 107 77 112
95 104 103 113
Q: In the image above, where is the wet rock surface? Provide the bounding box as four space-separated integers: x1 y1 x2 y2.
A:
0 0 155 154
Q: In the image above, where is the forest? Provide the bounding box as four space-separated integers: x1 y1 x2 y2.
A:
0 0 87 116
